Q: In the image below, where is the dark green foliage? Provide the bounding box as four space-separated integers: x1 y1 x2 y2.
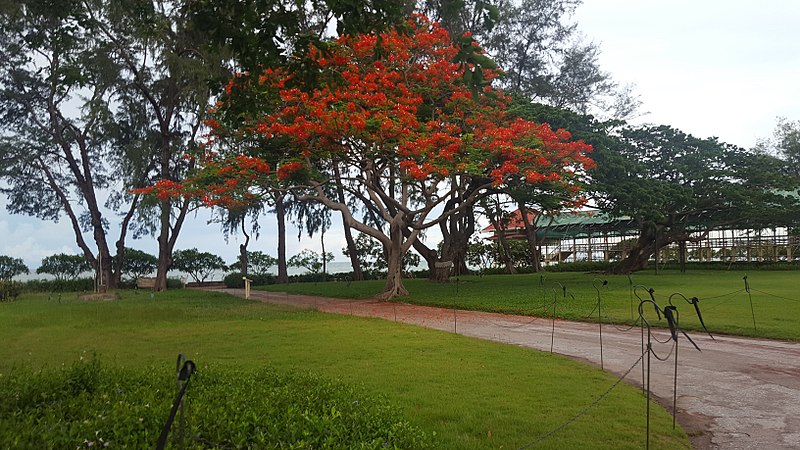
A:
172 249 227 284
759 117 800 176
18 276 182 293
228 251 277 277
0 358 433 449
189 0 410 73
478 261 613 275
0 280 22 301
465 237 532 271
0 0 120 287
224 272 276 288
20 277 95 293
544 261 614 273
288 249 334 275
515 101 800 273
0 255 29 280
37 254 92 281
116 248 158 282
166 278 186 290
421 0 628 116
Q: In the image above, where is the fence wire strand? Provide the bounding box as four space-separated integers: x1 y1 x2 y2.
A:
516 351 645 450
751 288 800 303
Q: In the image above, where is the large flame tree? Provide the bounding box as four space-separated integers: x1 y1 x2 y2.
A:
145 16 594 299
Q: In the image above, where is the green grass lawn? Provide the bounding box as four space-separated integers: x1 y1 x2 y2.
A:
258 269 800 340
0 290 690 449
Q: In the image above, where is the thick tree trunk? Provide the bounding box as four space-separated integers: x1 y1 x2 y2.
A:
488 214 517 274
425 191 476 282
238 216 251 277
321 230 327 274
518 203 542 272
342 221 363 280
81 187 114 291
611 240 655 274
155 196 172 291
379 222 408 299
239 243 248 277
611 224 673 274
435 219 473 281
411 236 437 274
113 194 141 286
431 235 471 282
275 193 289 284
93 227 115 292
405 229 454 283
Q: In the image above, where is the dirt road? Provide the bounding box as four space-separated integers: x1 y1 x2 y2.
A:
216 288 800 450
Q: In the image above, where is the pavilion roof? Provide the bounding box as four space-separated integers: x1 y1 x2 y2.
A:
481 209 637 240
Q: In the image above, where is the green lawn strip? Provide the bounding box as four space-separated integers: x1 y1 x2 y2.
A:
0 291 689 449
257 270 800 340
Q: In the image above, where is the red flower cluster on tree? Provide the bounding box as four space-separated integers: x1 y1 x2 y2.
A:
140 14 593 212
276 161 304 181
135 154 271 209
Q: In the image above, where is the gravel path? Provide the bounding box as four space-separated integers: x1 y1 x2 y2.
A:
214 288 800 450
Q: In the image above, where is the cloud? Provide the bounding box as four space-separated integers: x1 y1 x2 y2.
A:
0 216 80 270
575 1 800 147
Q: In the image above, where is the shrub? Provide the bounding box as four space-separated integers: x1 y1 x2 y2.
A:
21 277 95 293
224 272 276 288
0 358 433 449
166 277 186 289
546 261 614 273
0 280 22 301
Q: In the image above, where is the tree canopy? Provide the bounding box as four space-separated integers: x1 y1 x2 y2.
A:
288 249 334 275
37 254 92 281
116 248 158 282
171 248 226 284
229 250 278 277
144 16 594 298
0 0 125 287
0 256 29 281
516 101 800 273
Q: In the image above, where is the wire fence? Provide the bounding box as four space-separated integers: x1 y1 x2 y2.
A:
516 350 646 449
240 273 799 448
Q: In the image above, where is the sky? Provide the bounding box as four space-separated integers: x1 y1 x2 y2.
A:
2 1 799 274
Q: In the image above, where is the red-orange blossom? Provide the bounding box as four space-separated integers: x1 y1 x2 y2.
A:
138 15 594 298
142 15 593 206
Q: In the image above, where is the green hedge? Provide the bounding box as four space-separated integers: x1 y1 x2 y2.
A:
0 357 433 449
19 277 185 292
21 277 95 293
223 272 276 288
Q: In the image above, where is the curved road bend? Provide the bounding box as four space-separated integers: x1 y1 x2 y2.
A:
214 288 800 450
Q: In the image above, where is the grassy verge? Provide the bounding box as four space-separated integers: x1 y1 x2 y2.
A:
0 290 690 449
257 270 800 340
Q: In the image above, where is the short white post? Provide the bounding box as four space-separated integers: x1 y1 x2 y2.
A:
243 277 252 300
